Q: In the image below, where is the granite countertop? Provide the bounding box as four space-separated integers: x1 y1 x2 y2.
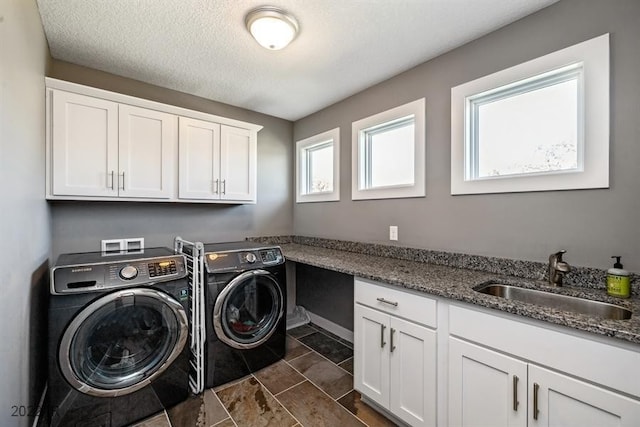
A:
280 242 640 346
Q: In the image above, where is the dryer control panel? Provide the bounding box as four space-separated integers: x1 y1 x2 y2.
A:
205 247 284 273
51 254 187 295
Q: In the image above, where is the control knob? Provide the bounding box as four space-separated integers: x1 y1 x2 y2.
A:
245 253 257 264
119 265 139 280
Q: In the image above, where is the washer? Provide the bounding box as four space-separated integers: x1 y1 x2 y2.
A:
204 242 286 388
48 248 191 427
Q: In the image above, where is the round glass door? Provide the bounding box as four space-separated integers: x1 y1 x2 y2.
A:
59 288 188 397
213 270 283 349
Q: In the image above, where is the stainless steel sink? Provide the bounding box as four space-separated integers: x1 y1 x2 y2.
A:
474 283 632 320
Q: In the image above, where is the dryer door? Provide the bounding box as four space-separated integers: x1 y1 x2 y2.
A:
213 270 284 349
59 288 188 397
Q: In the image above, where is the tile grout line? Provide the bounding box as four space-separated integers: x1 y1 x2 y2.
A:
208 388 238 427
281 352 366 426
293 335 354 375
251 373 304 426
286 332 380 427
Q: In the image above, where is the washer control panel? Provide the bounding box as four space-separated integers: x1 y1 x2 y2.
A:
52 255 186 294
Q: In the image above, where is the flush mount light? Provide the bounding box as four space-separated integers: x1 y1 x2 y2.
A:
245 6 299 50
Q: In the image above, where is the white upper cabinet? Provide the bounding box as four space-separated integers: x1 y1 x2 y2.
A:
46 78 262 204
178 117 221 200
50 92 176 200
51 90 119 197
118 104 176 199
178 119 257 202
220 125 256 202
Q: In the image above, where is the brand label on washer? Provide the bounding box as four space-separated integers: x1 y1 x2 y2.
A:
179 288 189 301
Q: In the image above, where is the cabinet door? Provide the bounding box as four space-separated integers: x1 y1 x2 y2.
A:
51 90 118 197
178 117 221 200
449 337 527 427
529 364 640 427
389 317 437 427
118 104 176 199
354 304 390 409
220 125 256 201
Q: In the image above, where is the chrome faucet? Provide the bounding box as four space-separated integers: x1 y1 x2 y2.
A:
548 250 571 286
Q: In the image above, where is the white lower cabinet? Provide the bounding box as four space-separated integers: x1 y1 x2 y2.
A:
353 284 640 427
448 306 640 427
530 364 640 427
354 278 437 427
449 337 527 427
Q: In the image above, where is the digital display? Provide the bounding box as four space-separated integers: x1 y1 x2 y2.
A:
148 260 177 278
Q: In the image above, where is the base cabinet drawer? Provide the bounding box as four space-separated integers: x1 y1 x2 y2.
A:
355 277 437 328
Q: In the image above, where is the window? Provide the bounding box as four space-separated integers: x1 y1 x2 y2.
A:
451 34 609 195
296 128 340 203
352 98 425 200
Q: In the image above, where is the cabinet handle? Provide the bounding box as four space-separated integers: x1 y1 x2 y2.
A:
119 172 125 191
221 179 226 195
533 382 540 420
108 171 115 190
213 179 219 195
380 324 386 348
390 328 396 353
376 297 398 307
513 375 519 411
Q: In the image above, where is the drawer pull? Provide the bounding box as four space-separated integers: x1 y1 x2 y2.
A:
380 324 386 348
376 297 398 307
390 328 396 353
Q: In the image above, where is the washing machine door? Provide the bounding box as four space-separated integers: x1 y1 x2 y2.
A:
213 269 284 350
59 288 188 397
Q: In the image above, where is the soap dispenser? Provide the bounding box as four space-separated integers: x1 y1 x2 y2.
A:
607 256 630 298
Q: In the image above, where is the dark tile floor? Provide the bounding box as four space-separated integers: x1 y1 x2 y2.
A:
132 324 396 427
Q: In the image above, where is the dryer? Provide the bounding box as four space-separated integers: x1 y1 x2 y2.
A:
203 242 286 388
48 248 191 427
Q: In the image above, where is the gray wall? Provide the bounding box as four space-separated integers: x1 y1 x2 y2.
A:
293 0 640 272
0 1 52 426
48 61 294 258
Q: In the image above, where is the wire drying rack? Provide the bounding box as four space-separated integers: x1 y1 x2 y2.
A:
174 236 205 395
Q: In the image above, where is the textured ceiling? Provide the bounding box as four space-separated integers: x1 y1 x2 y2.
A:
36 0 558 121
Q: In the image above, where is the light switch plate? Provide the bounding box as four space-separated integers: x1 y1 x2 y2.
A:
389 226 398 241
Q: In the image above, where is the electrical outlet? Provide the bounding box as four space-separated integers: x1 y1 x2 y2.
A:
389 226 398 241
101 239 124 253
101 237 144 254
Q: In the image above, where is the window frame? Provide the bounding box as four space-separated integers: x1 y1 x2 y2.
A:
451 33 609 195
352 98 426 200
295 127 340 203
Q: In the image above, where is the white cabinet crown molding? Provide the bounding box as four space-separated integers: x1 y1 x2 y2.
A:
45 77 263 133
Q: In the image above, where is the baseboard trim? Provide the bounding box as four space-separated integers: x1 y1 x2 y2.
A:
307 311 353 343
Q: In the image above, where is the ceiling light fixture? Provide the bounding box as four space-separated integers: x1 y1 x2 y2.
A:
245 6 299 51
